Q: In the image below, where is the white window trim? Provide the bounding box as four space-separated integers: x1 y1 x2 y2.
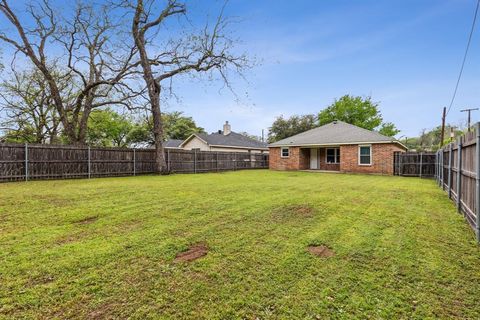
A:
358 144 372 166
325 147 340 164
281 147 290 158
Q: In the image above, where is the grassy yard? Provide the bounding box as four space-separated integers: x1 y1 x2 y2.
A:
1 170 480 319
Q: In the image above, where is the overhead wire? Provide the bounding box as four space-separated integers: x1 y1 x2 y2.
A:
446 0 480 117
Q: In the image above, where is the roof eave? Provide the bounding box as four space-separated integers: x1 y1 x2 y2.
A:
179 133 208 148
210 144 269 150
268 140 408 149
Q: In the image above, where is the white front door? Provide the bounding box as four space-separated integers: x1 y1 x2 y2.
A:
310 148 318 169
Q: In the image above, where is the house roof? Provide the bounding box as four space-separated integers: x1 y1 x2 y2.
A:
268 120 406 149
164 139 184 148
181 131 268 150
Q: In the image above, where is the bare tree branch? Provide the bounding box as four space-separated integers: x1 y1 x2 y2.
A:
129 0 251 173
0 0 142 145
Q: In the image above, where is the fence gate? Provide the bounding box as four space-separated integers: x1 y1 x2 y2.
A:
394 152 436 177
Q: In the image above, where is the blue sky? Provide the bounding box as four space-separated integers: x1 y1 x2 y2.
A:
170 0 480 138
1 0 479 138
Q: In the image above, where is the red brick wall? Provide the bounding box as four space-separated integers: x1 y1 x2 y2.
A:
299 148 309 170
340 143 404 175
270 143 404 174
269 147 308 170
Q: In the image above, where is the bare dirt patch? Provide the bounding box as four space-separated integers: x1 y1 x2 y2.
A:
88 302 118 320
27 274 55 287
307 245 335 258
174 243 208 263
73 216 98 225
272 204 315 221
54 231 88 246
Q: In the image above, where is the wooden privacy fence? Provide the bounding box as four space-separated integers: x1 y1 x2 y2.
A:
435 123 480 241
0 143 269 182
394 152 436 177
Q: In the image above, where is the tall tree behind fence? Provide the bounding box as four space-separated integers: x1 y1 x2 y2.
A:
394 152 436 177
0 143 269 182
435 123 480 241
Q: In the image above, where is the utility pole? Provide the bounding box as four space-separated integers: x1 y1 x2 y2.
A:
440 107 446 145
460 108 479 131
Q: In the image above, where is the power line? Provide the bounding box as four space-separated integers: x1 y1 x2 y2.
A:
460 107 479 131
446 0 480 117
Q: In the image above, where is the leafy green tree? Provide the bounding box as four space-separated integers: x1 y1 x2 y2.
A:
378 122 400 137
401 125 465 151
0 67 62 144
126 122 152 146
319 95 383 130
268 114 317 143
1 126 37 143
318 94 400 137
126 111 205 146
86 109 134 147
163 112 205 140
239 131 263 142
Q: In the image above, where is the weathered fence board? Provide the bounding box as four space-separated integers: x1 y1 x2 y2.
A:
394 152 436 177
0 143 269 182
435 124 480 241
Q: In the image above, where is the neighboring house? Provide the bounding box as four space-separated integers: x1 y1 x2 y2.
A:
180 121 268 153
164 139 184 149
268 120 407 175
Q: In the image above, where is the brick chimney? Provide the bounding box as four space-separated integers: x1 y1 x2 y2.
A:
223 121 231 135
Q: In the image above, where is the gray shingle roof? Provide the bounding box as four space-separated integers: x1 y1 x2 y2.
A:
268 120 404 147
164 139 184 148
195 131 268 149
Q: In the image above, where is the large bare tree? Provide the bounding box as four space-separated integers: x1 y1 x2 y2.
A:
0 0 140 145
0 66 63 143
130 0 249 173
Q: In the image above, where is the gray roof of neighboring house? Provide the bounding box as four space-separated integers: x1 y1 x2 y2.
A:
187 131 268 149
268 120 405 148
164 139 184 148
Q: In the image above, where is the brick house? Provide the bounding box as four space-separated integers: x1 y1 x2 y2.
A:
180 121 268 154
268 120 407 175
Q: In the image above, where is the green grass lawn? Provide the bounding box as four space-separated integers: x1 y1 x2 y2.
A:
1 170 480 319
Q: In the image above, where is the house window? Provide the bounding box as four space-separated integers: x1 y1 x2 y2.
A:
326 148 340 164
359 145 372 165
281 147 289 158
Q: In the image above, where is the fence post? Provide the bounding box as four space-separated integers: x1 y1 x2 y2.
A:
194 149 197 174
437 150 440 186
419 152 423 178
398 152 402 175
394 152 398 175
234 152 237 171
437 151 440 183
448 144 453 198
24 143 28 181
133 148 136 176
441 149 444 189
216 152 219 172
475 122 480 241
438 150 441 185
88 146 91 179
166 149 170 173
456 137 462 213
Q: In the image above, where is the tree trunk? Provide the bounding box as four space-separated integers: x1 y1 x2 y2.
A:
132 1 168 174
151 87 167 174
